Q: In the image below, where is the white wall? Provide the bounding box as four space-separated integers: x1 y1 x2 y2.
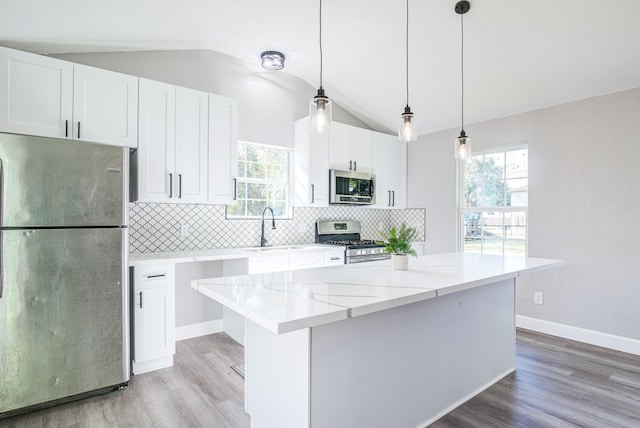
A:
408 87 640 341
55 50 369 148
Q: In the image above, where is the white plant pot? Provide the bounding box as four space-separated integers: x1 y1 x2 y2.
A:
392 254 409 270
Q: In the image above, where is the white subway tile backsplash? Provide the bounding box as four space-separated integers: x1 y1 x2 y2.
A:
129 203 425 254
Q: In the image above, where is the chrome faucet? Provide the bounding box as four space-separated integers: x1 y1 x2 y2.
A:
260 206 276 247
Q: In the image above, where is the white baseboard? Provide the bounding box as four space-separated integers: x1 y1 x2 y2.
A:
516 315 640 356
175 319 223 341
417 367 515 428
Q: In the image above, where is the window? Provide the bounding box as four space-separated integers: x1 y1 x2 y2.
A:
226 141 292 218
460 146 528 256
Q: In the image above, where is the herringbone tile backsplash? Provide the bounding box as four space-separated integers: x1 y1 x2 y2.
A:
129 203 426 254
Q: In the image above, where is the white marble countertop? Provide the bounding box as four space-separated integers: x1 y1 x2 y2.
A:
129 244 342 266
191 252 563 334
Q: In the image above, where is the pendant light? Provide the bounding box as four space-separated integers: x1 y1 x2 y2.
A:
310 0 332 133
455 0 472 160
398 0 417 142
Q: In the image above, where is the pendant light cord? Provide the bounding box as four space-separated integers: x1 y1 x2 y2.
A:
460 11 465 130
406 0 410 107
319 0 324 88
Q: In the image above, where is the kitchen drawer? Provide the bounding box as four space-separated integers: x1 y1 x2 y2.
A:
289 252 325 270
134 263 175 290
248 254 289 274
324 250 345 266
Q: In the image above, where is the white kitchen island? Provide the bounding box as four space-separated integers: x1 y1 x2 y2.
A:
191 252 563 428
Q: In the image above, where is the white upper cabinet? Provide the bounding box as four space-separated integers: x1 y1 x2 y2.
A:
72 64 138 147
175 86 208 204
293 117 329 207
371 131 407 209
208 93 239 205
137 78 176 203
329 122 373 173
138 80 209 204
0 47 138 147
0 47 73 138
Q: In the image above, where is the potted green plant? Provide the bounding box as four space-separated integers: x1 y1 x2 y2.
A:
379 223 417 270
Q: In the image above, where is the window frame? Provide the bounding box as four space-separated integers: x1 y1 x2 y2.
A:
457 143 529 257
226 140 293 220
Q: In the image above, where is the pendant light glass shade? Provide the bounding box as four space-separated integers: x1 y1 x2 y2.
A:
310 87 332 133
310 0 331 133
455 0 471 160
398 0 417 142
398 106 417 142
455 130 471 160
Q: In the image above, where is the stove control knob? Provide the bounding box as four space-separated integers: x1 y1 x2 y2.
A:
356 250 362 256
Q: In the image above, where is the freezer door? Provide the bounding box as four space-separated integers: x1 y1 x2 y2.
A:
0 133 127 227
0 228 129 415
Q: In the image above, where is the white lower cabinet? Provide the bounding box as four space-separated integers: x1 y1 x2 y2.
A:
323 249 345 266
247 254 289 274
132 263 176 374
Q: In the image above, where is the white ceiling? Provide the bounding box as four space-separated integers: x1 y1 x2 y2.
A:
2 0 640 135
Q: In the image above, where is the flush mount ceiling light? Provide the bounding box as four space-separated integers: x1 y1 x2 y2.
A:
260 51 285 70
398 0 417 142
309 0 332 133
455 0 472 160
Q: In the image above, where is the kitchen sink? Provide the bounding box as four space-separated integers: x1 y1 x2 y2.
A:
242 245 309 252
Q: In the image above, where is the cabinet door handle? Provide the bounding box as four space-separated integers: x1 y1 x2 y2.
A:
169 173 173 198
353 160 357 171
311 184 315 203
178 174 183 199
388 190 391 207
144 273 166 279
138 291 143 309
65 120 69 137
77 122 81 139
349 160 352 171
392 190 395 207
232 178 237 201
330 257 341 261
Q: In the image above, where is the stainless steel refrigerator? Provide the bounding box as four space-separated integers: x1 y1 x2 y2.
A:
0 133 129 418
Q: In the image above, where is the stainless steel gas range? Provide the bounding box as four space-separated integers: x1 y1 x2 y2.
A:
315 221 390 264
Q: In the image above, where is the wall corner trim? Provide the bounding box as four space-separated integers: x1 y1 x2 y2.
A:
176 319 224 342
516 315 640 356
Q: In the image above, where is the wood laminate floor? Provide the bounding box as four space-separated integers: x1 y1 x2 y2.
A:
2 329 639 427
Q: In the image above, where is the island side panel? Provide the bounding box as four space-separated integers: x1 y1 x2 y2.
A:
309 278 516 428
245 320 311 428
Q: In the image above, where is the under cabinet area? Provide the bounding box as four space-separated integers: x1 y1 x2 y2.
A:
132 263 176 374
0 46 138 147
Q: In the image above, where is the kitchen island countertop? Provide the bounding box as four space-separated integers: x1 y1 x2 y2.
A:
191 252 563 334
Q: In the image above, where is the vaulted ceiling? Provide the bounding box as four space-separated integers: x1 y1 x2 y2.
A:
2 0 640 135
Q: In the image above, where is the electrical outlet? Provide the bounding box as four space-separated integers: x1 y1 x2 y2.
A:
180 224 190 237
534 292 543 305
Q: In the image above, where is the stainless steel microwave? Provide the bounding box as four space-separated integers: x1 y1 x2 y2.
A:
329 169 376 205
